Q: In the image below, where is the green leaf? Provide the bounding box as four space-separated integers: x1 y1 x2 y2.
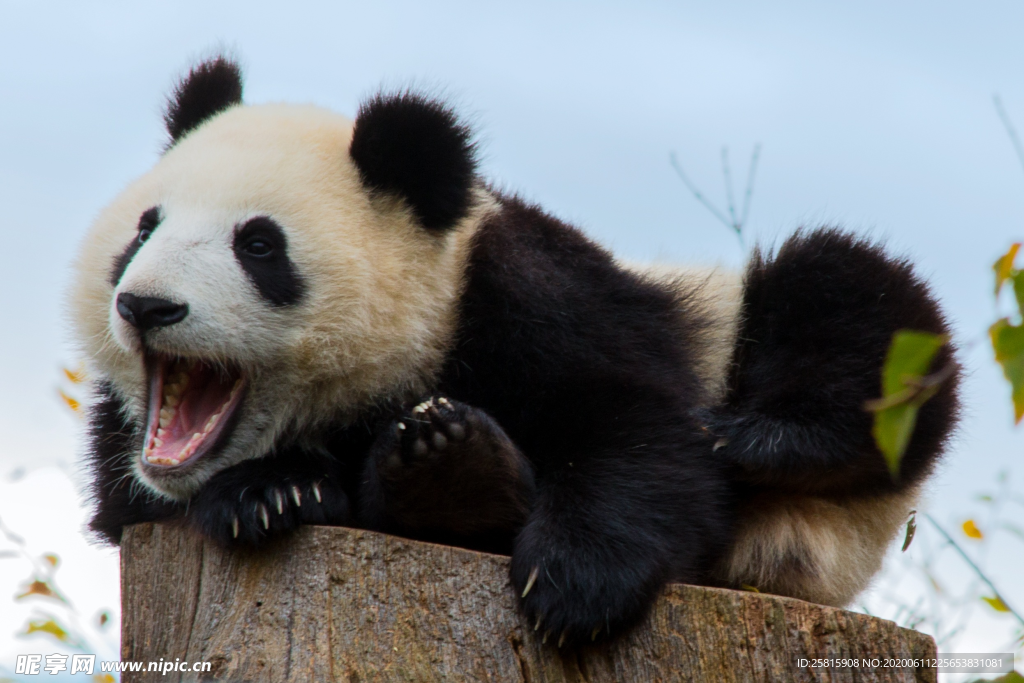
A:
1014 270 1024 313
990 318 1024 424
869 330 947 477
880 331 946 397
993 242 1021 296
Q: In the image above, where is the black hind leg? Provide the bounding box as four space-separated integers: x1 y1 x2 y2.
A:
703 228 959 495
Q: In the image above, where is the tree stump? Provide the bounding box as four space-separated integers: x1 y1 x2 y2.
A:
121 523 936 682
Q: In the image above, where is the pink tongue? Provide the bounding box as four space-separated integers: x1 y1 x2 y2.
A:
150 361 235 463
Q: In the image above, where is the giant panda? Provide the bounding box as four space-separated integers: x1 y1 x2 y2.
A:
70 56 959 646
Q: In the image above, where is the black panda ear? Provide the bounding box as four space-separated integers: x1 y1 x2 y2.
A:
349 92 478 231
164 56 243 144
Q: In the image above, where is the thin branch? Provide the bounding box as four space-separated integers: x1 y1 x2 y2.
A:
721 147 738 228
669 152 734 229
924 512 1024 628
740 144 761 229
994 94 1024 177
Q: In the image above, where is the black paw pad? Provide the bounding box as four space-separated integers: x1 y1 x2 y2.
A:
385 396 478 473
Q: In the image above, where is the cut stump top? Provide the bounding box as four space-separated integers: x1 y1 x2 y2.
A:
121 523 935 682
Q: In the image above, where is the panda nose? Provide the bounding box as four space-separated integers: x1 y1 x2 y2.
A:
116 293 189 331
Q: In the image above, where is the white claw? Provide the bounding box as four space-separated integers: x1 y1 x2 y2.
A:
259 505 269 529
522 566 539 598
290 485 302 507
232 517 240 538
713 438 729 452
274 490 284 514
312 482 322 504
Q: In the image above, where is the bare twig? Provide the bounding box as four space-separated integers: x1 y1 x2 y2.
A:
669 152 733 228
740 144 761 229
669 144 760 249
721 147 738 228
924 512 1024 628
994 95 1024 177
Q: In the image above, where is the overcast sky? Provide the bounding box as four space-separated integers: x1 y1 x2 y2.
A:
1 0 1022 668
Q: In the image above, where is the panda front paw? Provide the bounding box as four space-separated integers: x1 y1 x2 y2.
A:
360 396 535 546
186 458 351 546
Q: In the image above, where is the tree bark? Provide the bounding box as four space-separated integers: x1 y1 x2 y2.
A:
121 523 937 682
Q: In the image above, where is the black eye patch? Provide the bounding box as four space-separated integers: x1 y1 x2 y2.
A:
109 206 162 286
232 216 305 307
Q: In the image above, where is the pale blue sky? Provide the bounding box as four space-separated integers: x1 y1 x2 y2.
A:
1 0 1022 662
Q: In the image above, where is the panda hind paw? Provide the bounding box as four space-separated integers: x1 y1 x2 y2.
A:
385 395 476 470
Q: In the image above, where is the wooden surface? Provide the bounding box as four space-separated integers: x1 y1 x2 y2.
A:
121 523 937 682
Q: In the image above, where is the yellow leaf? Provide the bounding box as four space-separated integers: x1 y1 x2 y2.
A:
42 553 59 568
63 366 87 384
93 675 116 683
22 618 70 643
982 595 1011 612
15 579 68 603
962 519 984 540
993 242 1021 296
58 389 81 413
740 584 760 593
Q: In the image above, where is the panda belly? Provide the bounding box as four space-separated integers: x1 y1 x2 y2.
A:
717 487 919 606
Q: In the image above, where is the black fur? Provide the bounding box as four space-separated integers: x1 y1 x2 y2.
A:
109 206 161 286
164 57 243 144
232 216 306 307
85 384 179 544
428 194 735 645
702 228 959 495
349 92 477 231
185 445 354 546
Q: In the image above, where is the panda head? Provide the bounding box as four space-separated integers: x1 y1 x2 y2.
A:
70 57 488 500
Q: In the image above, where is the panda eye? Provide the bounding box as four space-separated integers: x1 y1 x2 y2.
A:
136 206 161 244
243 239 273 257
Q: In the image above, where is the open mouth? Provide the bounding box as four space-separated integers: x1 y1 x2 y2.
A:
141 355 246 468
